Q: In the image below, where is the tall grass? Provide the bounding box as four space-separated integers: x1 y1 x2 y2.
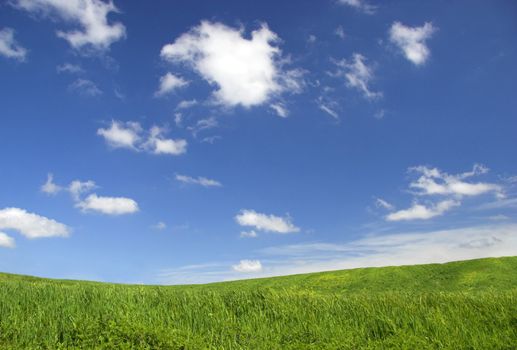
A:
0 257 516 349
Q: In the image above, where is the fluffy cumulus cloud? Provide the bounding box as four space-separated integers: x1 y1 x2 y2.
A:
0 232 16 248
389 22 436 65
76 194 139 215
97 121 187 156
12 0 126 51
0 27 27 61
143 126 187 155
337 0 376 14
41 173 62 195
0 207 69 239
235 209 300 234
41 174 138 216
154 72 189 97
232 259 263 273
386 200 460 221
382 164 505 221
334 53 381 99
97 121 141 149
175 174 222 187
160 21 302 108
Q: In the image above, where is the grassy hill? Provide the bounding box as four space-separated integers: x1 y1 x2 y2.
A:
0 256 516 349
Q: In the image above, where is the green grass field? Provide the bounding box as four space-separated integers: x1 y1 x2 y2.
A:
1 256 516 349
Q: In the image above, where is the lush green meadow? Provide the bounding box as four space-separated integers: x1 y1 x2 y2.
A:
0 257 516 349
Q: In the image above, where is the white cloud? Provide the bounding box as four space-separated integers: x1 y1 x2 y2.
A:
176 99 197 110
56 62 83 74
41 173 62 195
409 165 503 198
41 175 139 217
240 230 258 238
488 214 510 221
159 223 517 284
201 135 221 144
335 26 346 39
270 103 288 118
68 78 102 96
76 194 138 215
389 22 436 65
12 0 126 51
97 121 187 156
97 120 142 150
337 0 376 14
161 21 301 108
0 27 27 61
68 180 96 200
187 117 218 137
0 232 15 248
334 53 381 99
175 174 222 187
476 198 517 211
152 221 167 230
154 72 188 97
317 98 339 120
144 126 187 155
235 209 300 234
0 207 69 239
374 109 385 119
174 113 183 127
375 197 394 210
232 259 262 273
260 224 517 273
386 199 460 221
307 34 317 44
381 165 506 222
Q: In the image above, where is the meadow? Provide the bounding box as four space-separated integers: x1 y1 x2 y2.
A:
0 256 516 349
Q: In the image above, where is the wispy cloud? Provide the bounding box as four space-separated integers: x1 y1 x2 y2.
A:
12 0 126 51
175 174 222 188
381 165 506 221
337 0 376 14
333 53 381 99
56 63 84 74
0 27 27 61
157 223 517 284
68 78 102 97
386 200 460 221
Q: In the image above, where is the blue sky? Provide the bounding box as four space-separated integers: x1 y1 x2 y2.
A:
0 0 516 284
